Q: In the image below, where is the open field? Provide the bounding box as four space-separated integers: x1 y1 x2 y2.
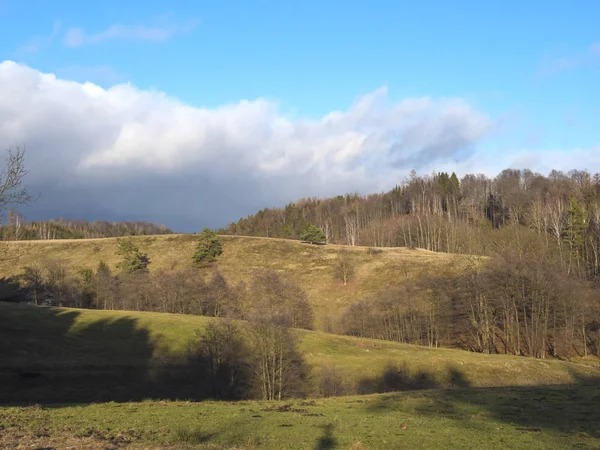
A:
2 299 600 448
0 234 472 328
1 302 598 404
1 384 600 449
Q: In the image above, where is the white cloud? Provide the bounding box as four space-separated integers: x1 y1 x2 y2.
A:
64 18 197 47
0 60 596 230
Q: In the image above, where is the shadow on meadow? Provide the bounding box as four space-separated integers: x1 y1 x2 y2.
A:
365 368 600 440
3 302 600 444
314 423 337 450
0 303 252 405
351 361 472 396
0 276 26 303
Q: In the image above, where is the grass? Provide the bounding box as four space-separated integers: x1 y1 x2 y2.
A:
2 236 600 448
2 384 600 449
0 234 470 328
1 302 598 405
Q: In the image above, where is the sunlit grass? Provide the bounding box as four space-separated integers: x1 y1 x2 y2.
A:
0 234 469 328
2 385 600 449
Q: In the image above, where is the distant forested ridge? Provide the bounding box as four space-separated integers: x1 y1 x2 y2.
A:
223 168 600 280
0 214 173 240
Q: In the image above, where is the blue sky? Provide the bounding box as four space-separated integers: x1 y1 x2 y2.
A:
0 0 599 229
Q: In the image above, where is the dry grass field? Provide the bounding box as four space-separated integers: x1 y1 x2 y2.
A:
0 234 473 328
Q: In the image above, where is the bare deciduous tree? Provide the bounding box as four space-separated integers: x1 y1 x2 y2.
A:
0 146 33 213
190 320 252 399
247 321 307 400
333 249 356 286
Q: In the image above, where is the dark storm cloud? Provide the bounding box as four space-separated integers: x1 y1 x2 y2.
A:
1 61 503 230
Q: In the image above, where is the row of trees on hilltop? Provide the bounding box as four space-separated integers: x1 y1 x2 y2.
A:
0 147 172 240
222 168 600 281
0 214 173 240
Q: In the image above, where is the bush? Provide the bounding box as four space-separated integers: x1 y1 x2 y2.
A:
366 247 383 256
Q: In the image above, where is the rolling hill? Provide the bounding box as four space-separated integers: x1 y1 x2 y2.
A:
1 302 600 449
1 302 598 402
0 234 473 329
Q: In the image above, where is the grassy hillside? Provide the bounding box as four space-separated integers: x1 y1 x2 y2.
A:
3 384 600 449
1 302 598 404
2 303 600 448
0 234 470 328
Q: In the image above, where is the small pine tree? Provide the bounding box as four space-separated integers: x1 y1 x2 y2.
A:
300 225 326 244
115 238 150 274
97 260 112 278
193 228 223 266
77 267 95 308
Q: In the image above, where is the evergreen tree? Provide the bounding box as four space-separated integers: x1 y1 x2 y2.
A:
77 267 95 308
97 260 112 278
193 228 223 266
300 225 326 244
115 238 150 274
449 172 460 195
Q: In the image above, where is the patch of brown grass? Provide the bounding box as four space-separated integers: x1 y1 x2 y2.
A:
0 234 472 329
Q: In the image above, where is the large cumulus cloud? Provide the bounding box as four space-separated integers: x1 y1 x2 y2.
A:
4 60 586 231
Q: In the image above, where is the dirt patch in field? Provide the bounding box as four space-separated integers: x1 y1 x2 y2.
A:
0 429 165 450
261 403 308 413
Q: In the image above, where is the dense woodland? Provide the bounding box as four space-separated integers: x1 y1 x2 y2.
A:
223 168 600 359
0 213 173 240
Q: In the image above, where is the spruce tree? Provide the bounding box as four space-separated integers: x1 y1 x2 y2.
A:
449 172 460 195
300 225 326 244
193 228 223 266
115 238 150 274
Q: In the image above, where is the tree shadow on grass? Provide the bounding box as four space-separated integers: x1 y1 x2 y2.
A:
364 364 600 440
314 423 337 449
0 276 26 303
0 302 248 405
356 362 471 395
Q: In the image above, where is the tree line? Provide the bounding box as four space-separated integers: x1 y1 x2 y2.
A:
222 168 600 281
2 148 598 366
223 167 600 358
0 214 173 240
